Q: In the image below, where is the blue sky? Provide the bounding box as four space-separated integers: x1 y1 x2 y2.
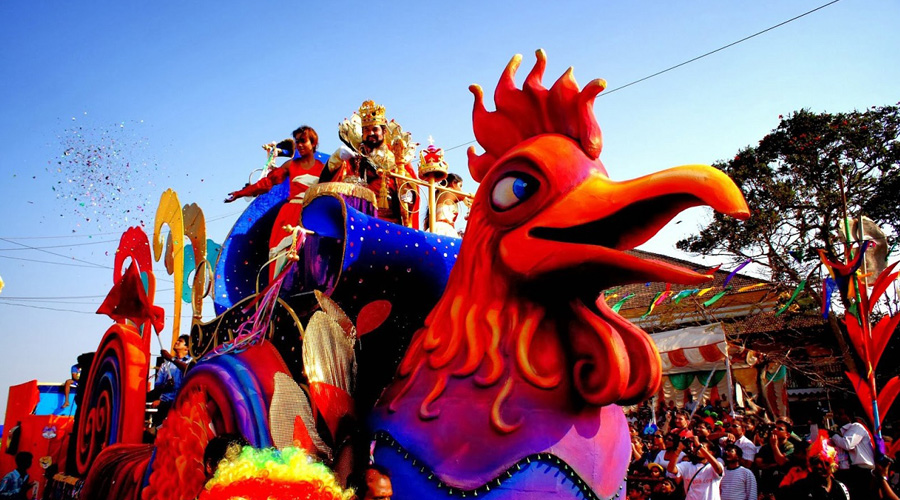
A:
1 0 897 418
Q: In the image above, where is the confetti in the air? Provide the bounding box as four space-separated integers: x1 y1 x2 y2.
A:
49 114 161 232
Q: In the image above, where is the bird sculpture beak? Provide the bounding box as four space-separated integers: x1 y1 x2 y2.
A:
500 164 750 287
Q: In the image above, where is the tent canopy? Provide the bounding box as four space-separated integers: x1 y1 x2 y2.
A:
652 323 749 375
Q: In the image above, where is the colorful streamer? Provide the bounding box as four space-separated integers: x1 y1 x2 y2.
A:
775 280 807 316
610 293 635 313
642 291 664 318
673 289 697 303
736 283 766 293
822 277 837 319
817 240 871 299
723 259 751 287
702 287 731 307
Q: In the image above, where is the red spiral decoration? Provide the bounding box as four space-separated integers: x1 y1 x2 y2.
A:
74 324 150 475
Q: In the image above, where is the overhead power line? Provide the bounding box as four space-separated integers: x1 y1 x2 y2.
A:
0 238 118 251
0 254 110 269
602 0 841 96
0 210 242 242
0 237 108 269
0 300 197 319
0 287 174 301
444 0 841 153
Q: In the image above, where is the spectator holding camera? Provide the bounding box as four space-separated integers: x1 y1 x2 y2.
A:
666 437 724 500
715 419 756 469
654 434 686 478
755 420 795 496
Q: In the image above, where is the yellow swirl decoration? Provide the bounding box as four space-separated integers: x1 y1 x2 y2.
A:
182 202 209 320
154 189 185 348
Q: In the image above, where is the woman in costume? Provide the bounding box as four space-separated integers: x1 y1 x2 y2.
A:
225 125 324 278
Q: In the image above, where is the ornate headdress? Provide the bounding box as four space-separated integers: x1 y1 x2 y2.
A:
809 431 838 465
359 100 386 128
418 139 448 182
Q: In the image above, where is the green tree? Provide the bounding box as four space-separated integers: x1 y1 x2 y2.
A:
678 105 900 370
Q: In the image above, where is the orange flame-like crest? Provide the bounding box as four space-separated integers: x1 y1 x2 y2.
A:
467 49 606 182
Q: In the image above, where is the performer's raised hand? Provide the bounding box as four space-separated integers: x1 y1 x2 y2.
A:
338 144 357 161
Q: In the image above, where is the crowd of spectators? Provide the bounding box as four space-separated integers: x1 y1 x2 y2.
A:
624 397 900 500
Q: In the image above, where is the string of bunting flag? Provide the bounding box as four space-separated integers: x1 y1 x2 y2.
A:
603 258 807 318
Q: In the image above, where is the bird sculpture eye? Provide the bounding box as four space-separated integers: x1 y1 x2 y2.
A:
491 173 539 211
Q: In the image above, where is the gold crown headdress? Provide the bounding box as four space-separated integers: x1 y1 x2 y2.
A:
418 138 448 181
359 100 386 128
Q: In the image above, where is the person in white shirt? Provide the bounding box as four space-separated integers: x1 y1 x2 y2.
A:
667 437 724 500
715 419 756 469
830 408 875 499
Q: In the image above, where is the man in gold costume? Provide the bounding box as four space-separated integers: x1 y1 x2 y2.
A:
318 100 420 228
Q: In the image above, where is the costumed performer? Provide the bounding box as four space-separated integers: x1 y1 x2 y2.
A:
318 100 420 228
225 125 324 278
428 172 467 237
199 446 353 500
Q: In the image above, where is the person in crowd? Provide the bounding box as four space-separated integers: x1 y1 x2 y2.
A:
684 394 697 414
652 478 679 499
715 418 756 469
720 444 757 500
666 437 724 500
786 442 850 500
0 451 33 499
669 410 691 438
149 334 192 427
202 434 250 480
647 433 667 463
62 363 80 409
755 420 795 496
692 419 713 446
873 456 900 500
355 464 393 500
654 434 686 478
778 439 811 495
830 408 875 499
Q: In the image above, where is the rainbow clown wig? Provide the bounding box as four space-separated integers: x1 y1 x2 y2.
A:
199 446 354 500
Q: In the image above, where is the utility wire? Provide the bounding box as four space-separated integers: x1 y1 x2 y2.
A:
0 210 242 241
443 0 841 153
0 301 188 319
0 254 109 269
0 238 118 250
602 0 841 96
0 237 108 269
0 288 174 301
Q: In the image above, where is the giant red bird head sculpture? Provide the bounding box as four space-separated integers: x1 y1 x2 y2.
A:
371 50 749 499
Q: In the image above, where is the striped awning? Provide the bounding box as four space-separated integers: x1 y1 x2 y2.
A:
651 323 732 374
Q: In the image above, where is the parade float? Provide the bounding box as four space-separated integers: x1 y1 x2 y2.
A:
1 50 753 499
